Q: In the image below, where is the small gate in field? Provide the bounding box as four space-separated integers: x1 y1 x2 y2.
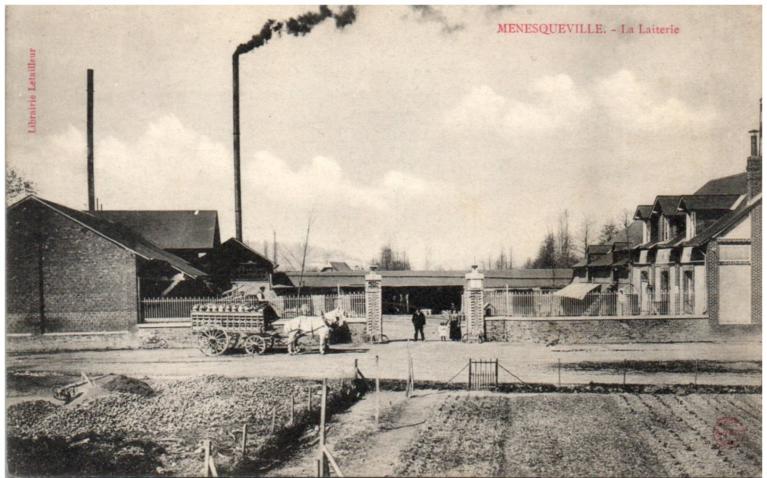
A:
468 359 498 390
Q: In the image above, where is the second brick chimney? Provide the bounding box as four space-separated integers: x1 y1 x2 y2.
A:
747 129 761 200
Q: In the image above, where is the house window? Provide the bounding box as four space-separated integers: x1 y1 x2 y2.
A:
642 221 650 243
685 212 696 240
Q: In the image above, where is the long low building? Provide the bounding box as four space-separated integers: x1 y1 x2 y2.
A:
273 269 573 313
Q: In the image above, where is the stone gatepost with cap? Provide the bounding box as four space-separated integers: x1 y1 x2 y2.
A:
365 267 383 341
464 265 485 342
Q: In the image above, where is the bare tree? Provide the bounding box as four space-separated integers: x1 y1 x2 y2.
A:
580 215 594 259
6 168 34 205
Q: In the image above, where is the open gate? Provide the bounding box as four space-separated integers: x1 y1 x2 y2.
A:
468 359 498 390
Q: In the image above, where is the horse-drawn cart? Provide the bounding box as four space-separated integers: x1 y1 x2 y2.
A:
191 302 283 356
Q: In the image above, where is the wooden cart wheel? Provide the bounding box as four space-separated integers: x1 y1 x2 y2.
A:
198 327 229 356
244 335 268 355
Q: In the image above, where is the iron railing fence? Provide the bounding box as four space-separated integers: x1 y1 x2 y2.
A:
140 293 366 322
482 290 695 318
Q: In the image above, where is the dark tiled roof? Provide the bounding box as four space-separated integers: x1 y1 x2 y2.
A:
678 194 741 212
11 196 206 278
94 210 220 250
605 221 645 247
684 195 760 247
588 253 614 267
572 259 588 268
587 244 611 254
694 172 748 195
656 232 687 249
329 261 352 271
634 205 653 220
652 195 685 216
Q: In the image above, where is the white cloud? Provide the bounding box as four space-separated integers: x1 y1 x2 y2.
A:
445 74 590 135
596 69 716 131
445 70 715 137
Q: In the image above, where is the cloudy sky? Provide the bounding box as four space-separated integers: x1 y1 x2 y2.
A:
6 6 761 269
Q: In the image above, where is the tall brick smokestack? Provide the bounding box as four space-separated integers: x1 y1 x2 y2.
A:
87 69 95 212
232 5 356 241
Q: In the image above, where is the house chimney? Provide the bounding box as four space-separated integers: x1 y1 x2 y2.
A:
87 69 95 212
747 129 761 200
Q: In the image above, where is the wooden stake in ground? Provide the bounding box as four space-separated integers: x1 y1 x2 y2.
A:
694 359 699 386
308 387 313 411
558 358 561 386
270 406 277 434
240 424 248 454
200 439 218 477
318 378 329 477
375 355 380 427
290 394 295 424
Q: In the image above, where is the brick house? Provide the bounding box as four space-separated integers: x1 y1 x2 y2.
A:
627 130 760 323
7 196 206 334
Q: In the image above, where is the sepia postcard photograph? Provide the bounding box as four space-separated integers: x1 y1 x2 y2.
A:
3 4 763 477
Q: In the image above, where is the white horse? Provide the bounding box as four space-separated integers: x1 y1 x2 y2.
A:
283 308 347 355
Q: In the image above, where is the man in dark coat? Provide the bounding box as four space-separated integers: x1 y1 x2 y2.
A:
412 309 426 341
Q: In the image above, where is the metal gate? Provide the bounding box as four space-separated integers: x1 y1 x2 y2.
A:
468 359 498 390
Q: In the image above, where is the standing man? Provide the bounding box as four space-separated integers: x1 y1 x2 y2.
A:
412 309 426 341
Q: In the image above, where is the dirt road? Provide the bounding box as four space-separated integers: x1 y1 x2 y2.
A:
7 339 761 388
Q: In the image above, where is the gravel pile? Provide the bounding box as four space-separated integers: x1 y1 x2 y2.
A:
8 376 353 476
7 400 60 435
102 375 155 397
9 376 327 444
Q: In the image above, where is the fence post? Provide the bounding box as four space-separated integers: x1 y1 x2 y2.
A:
308 387 312 411
495 359 499 387
558 358 561 387
290 395 295 425
623 359 627 386
240 424 248 454
365 268 383 342
468 359 472 390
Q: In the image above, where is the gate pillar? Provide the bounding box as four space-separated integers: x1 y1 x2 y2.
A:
464 265 485 342
365 267 383 342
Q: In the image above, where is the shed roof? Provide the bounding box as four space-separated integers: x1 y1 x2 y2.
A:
677 194 741 212
694 172 748 195
94 210 220 250
277 269 572 289
10 196 206 278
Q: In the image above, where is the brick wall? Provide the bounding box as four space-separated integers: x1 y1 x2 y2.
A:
7 201 138 333
7 202 43 333
484 317 759 344
751 202 761 325
706 241 719 325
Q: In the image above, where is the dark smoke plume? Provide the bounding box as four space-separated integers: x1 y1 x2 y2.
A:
234 5 357 56
411 5 464 34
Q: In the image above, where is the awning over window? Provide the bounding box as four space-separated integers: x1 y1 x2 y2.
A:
553 282 601 300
